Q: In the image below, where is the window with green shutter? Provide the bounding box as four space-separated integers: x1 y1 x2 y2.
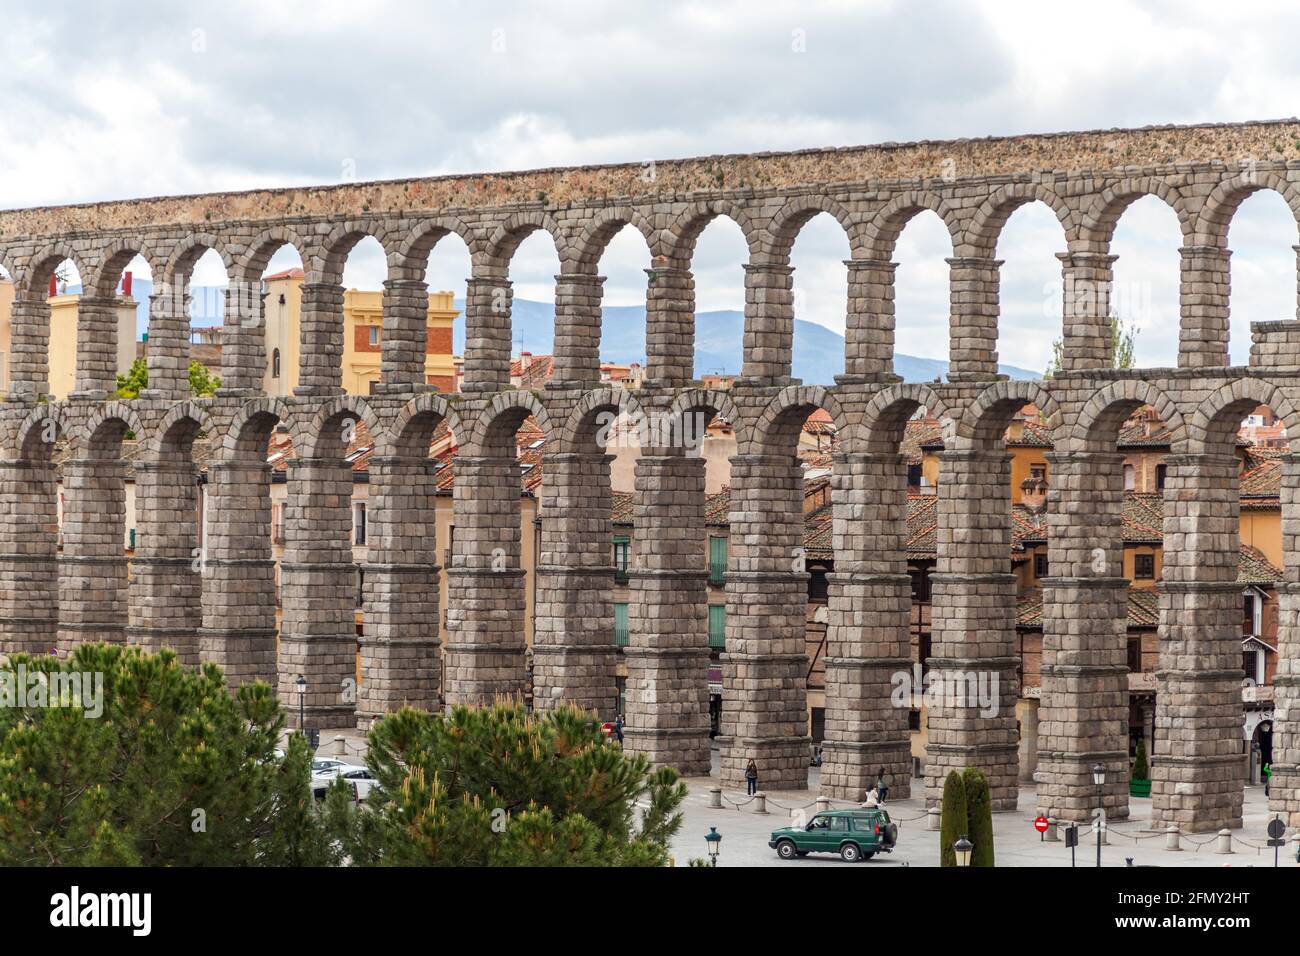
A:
613 535 630 584
708 604 726 650
709 535 727 585
614 602 629 647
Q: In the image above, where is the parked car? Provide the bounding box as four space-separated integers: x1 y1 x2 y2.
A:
768 809 898 862
311 758 356 777
311 765 380 802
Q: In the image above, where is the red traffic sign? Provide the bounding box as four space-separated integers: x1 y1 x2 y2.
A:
1034 816 1050 833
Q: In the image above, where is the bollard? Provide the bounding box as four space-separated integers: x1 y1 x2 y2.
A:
1165 825 1181 851
332 735 346 757
1215 828 1233 855
815 795 830 812
753 792 769 814
927 807 941 831
1044 818 1060 843
709 786 723 809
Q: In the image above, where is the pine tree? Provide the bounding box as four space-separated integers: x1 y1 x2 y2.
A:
938 770 967 867
962 767 995 867
1132 739 1149 781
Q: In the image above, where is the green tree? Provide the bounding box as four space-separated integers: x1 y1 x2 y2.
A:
330 701 688 866
188 359 221 397
115 357 149 399
0 644 338 866
962 767 995 867
1132 739 1149 782
938 770 968 868
1045 315 1139 378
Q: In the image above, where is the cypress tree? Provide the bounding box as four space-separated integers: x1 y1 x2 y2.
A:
938 770 967 867
962 767 995 867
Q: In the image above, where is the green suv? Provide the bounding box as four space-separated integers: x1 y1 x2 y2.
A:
769 809 898 862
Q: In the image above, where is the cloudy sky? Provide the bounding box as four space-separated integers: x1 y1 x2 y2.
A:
3 0 1299 373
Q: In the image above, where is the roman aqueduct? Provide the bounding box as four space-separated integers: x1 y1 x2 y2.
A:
1 120 1299 832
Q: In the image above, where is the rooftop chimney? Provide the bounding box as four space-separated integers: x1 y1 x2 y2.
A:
1020 474 1048 512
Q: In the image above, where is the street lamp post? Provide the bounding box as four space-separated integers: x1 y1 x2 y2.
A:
705 827 722 867
294 674 307 735
1092 762 1105 868
953 835 973 868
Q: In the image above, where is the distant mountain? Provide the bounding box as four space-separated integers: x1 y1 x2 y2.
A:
453 298 1042 383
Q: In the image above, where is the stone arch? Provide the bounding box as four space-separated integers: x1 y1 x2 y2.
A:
78 401 145 459
662 200 764 267
862 190 962 260
752 384 852 455
860 382 953 453
222 397 293 460
965 182 1077 256
767 194 859 260
13 403 71 462
316 219 398 285
465 390 553 458
559 386 649 455
90 237 168 297
571 207 657 273
957 379 1062 448
297 394 382 460
1072 379 1187 453
1197 171 1300 248
236 225 310 282
165 233 237 285
1188 377 1300 455
665 387 745 450
21 243 91 295
396 216 483 272
481 211 565 273
145 400 215 458
385 392 465 458
0 248 18 287
1079 176 1193 248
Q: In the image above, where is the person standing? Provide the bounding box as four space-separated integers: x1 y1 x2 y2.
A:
613 714 624 745
745 759 759 796
876 767 889 803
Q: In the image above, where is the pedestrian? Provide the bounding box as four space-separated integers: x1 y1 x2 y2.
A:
1264 762 1272 797
876 767 889 803
613 713 624 745
745 758 759 796
862 786 880 808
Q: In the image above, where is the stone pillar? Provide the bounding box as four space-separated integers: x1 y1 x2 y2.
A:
462 276 512 393
740 263 795 385
1270 454 1300 824
1152 453 1245 831
718 454 810 790
925 448 1020 809
533 451 619 716
295 282 346 396
219 279 267 395
946 257 1002 382
841 258 898 383
7 292 50 400
127 460 201 665
820 452 913 801
1036 452 1130 822
551 273 605 388
1058 252 1116 373
58 457 129 651
277 458 357 727
644 265 695 388
443 456 528 705
144 283 190 399
0 458 58 655
377 278 430 394
71 295 120 399
198 460 277 688
624 451 711 773
357 456 441 727
1178 246 1232 369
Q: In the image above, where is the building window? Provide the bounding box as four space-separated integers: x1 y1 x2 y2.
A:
614 602 629 647
1155 464 1167 491
356 566 365 608
1244 591 1262 636
353 502 367 546
708 604 726 650
612 535 630 584
1127 638 1142 674
910 568 931 602
1243 648 1264 685
271 503 284 545
1123 464 1135 491
1030 463 1047 480
1134 553 1155 580
906 463 923 487
1034 553 1049 578
808 567 829 601
368 325 380 346
272 348 281 379
708 535 727 585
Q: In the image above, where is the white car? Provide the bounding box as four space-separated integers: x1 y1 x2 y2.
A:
311 757 356 777
310 763 379 801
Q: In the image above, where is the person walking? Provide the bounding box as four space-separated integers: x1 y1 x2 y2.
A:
876 767 889 803
745 758 759 796
613 714 624 745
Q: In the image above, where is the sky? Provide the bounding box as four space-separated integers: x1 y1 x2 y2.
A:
2 0 1299 371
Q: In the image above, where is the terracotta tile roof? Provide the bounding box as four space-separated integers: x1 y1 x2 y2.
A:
1239 544 1282 584
611 491 634 526
804 502 834 558
1018 587 1160 629
704 488 731 527
901 418 943 465
1123 494 1165 543
906 494 939 558
1240 452 1282 500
